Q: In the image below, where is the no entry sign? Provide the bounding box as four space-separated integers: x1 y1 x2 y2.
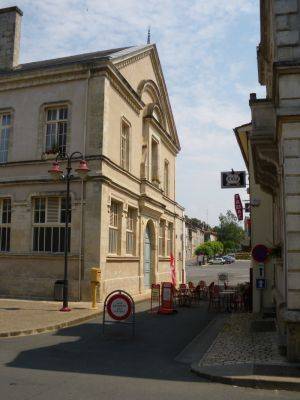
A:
252 244 269 263
107 293 132 321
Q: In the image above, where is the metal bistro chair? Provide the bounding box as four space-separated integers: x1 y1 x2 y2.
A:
188 281 198 304
178 283 192 307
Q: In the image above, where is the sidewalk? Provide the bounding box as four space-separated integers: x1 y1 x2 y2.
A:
0 298 101 338
190 312 300 391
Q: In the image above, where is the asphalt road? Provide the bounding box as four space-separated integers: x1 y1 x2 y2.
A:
186 260 251 286
0 299 298 400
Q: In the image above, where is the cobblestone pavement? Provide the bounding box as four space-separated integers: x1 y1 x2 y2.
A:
199 313 286 366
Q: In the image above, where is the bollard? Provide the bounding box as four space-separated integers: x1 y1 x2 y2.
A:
90 267 101 309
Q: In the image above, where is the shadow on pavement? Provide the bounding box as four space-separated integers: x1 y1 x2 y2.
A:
7 302 213 382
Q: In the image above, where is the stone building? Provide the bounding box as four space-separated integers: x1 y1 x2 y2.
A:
235 0 300 361
0 6 185 301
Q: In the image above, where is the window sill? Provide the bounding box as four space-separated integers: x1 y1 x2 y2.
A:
106 255 140 262
159 256 171 262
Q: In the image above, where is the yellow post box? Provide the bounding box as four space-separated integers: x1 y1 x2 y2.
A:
90 267 101 309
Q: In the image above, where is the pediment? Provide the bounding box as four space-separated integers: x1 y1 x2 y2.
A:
112 45 180 151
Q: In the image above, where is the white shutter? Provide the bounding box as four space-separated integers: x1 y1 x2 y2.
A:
47 197 59 222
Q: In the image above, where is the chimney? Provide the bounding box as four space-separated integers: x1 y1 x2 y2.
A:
0 6 23 70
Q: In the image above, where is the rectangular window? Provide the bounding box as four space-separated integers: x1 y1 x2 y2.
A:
121 120 130 170
45 106 68 156
164 160 169 196
167 222 173 256
151 138 159 185
0 113 11 163
32 197 71 253
126 207 135 255
0 198 11 252
109 201 120 254
159 220 165 256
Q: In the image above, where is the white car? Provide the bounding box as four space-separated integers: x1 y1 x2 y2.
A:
209 257 226 265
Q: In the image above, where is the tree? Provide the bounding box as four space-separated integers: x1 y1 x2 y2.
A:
194 241 224 258
215 210 245 250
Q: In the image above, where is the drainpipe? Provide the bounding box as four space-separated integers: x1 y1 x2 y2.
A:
78 69 90 300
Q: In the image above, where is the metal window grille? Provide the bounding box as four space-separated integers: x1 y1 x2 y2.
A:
0 198 11 252
109 201 119 254
121 121 129 170
45 107 68 156
159 220 165 256
167 223 173 256
126 208 135 254
0 113 11 163
32 197 71 253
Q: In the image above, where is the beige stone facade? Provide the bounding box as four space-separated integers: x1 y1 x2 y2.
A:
235 0 300 361
0 7 185 301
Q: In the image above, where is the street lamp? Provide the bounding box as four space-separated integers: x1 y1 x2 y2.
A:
48 151 90 312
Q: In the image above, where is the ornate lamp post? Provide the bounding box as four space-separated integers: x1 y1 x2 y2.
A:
48 152 90 312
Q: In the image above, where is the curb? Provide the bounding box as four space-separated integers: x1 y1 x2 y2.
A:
191 363 300 392
0 311 101 338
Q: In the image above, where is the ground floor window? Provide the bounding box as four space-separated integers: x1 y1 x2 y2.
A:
32 197 71 253
167 222 173 256
0 198 11 252
159 220 165 256
126 207 136 255
109 200 120 254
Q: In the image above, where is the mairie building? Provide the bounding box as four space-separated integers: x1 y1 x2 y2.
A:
0 6 185 301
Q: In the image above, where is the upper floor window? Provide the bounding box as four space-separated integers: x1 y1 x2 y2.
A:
121 120 130 171
45 106 68 156
0 113 11 163
32 197 71 253
109 201 120 254
164 160 169 196
151 137 159 185
167 222 173 256
126 207 136 255
159 220 165 256
0 198 11 252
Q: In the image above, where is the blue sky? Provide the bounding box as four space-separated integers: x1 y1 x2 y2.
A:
2 0 265 226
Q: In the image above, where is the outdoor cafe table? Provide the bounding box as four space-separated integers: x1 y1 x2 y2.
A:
219 290 236 312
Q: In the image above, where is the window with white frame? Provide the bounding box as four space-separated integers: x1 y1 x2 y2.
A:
0 198 11 252
126 207 135 255
164 160 169 196
45 106 68 156
0 113 11 163
109 201 120 254
159 220 165 256
121 120 130 171
32 197 71 253
167 222 173 256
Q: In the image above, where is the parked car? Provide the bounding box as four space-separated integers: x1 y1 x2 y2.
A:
223 255 235 264
227 253 236 260
208 257 226 265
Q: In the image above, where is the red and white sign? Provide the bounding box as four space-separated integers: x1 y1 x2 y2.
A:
107 293 132 321
159 282 175 314
170 253 176 286
234 194 243 221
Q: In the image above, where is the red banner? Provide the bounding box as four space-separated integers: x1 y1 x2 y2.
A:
234 194 243 221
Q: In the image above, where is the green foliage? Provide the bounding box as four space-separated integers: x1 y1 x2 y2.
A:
215 210 245 250
194 241 223 257
223 240 236 253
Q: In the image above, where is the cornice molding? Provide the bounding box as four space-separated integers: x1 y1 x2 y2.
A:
114 50 151 70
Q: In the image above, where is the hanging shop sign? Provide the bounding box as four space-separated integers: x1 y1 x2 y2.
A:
234 194 243 221
252 244 269 263
221 170 246 189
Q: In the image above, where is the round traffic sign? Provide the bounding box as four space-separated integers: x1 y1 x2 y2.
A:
252 244 269 262
106 293 132 321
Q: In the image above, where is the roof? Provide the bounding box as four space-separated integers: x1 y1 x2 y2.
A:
0 46 152 75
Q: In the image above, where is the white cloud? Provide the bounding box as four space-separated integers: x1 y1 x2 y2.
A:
0 0 260 225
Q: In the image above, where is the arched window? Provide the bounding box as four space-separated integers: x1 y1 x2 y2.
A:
164 160 169 196
121 119 130 171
